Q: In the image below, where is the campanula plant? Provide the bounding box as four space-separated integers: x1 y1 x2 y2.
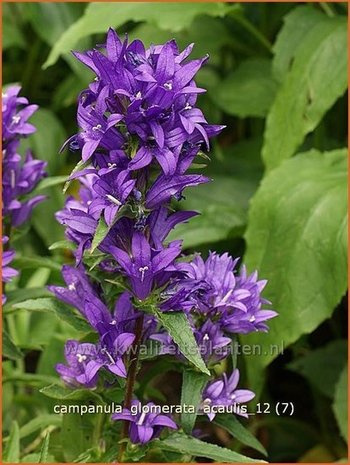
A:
49 28 276 462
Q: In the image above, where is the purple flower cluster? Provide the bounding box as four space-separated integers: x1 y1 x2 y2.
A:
2 86 47 302
52 29 276 444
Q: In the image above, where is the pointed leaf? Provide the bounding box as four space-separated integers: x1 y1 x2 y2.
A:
263 16 347 170
13 298 91 333
180 369 209 434
3 421 20 463
159 433 266 463
155 310 210 375
214 414 267 456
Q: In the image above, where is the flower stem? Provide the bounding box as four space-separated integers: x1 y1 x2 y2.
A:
118 313 144 462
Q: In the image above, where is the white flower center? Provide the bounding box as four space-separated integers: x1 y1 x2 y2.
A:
203 333 210 341
106 194 122 206
68 283 76 291
137 411 147 426
138 266 149 282
249 316 256 323
12 115 21 124
164 82 172 90
101 348 115 365
10 170 16 189
76 353 87 363
92 124 102 131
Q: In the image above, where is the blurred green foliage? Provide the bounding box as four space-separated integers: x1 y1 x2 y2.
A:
3 2 348 463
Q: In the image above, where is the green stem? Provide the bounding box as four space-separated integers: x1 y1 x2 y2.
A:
118 313 144 462
319 2 336 17
230 12 273 53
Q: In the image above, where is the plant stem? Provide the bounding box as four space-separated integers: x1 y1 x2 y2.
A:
319 2 336 17
229 11 273 54
118 313 144 462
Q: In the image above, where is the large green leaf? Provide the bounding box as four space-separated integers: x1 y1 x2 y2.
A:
333 366 348 443
61 412 96 462
272 6 326 82
244 149 347 393
168 175 256 248
159 433 266 463
214 414 267 456
44 2 228 68
180 369 209 434
214 59 278 118
13 298 91 333
155 310 210 375
263 16 347 171
288 340 347 398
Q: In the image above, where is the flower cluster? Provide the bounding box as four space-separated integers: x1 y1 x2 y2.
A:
52 29 276 446
2 86 47 302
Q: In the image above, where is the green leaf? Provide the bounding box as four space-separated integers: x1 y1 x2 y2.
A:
63 159 90 194
61 413 96 462
214 414 267 456
90 204 131 252
39 432 50 463
180 369 209 434
49 240 76 251
159 433 266 463
263 16 347 171
18 415 62 439
168 175 256 248
214 59 278 118
90 216 109 253
3 288 52 313
40 383 102 401
288 340 347 398
13 256 62 272
20 108 66 174
13 298 91 333
272 6 326 82
3 330 23 360
44 2 227 68
3 4 25 50
3 421 20 463
333 366 348 443
155 310 210 375
244 149 347 393
34 176 68 192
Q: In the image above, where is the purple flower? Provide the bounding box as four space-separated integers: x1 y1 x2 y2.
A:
56 175 98 263
2 85 38 144
89 168 135 225
56 331 134 387
2 87 47 227
2 236 18 304
76 86 124 161
195 320 231 364
112 400 177 444
65 29 224 172
201 369 255 421
170 252 277 335
109 231 182 300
